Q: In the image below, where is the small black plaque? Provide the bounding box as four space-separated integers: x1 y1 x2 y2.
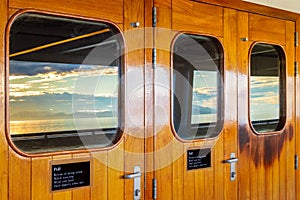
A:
187 148 211 170
51 161 90 191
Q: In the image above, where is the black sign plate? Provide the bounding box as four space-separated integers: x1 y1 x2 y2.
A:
51 161 90 191
187 148 211 170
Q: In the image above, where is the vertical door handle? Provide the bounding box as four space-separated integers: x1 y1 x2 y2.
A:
224 153 238 181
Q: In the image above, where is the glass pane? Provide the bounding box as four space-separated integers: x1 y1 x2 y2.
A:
9 13 122 153
173 34 223 140
191 70 217 124
250 43 285 133
10 62 119 134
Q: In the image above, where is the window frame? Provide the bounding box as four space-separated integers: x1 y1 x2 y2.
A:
171 33 224 142
248 42 287 135
6 10 125 156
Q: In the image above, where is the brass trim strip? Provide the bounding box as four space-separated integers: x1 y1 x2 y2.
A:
9 28 110 58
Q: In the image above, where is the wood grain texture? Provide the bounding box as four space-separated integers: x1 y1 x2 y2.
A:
108 145 124 200
172 0 223 36
272 137 280 200
172 142 184 200
214 135 224 200
52 155 72 200
296 16 300 200
144 1 154 199
237 11 252 200
32 157 52 200
238 10 296 200
72 153 91 200
154 2 173 199
0 1 8 200
9 0 123 24
91 152 108 200
193 0 299 21
285 20 296 200
249 14 286 44
2 1 300 200
194 161 205 199
184 145 195 199
124 0 145 199
223 8 238 200
279 133 287 200
9 148 31 200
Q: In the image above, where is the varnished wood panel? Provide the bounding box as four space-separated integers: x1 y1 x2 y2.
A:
172 0 223 37
155 127 173 200
91 152 108 200
272 137 280 200
223 8 238 200
144 53 155 199
285 20 296 200
172 143 184 200
238 10 296 200
295 16 300 200
194 160 205 199
184 145 195 200
1 1 299 200
32 157 52 200
108 145 124 200
154 2 173 199
72 153 91 200
279 134 287 200
0 1 8 200
193 0 299 21
214 135 224 199
204 154 215 199
9 149 31 200
164 2 237 200
153 25 174 198
237 11 251 200
9 0 123 24
124 0 145 199
249 14 286 44
145 1 154 200
52 155 72 200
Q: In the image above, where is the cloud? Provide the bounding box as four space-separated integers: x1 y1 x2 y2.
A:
10 60 80 75
10 90 44 97
250 76 279 89
10 83 31 91
250 76 280 108
9 75 29 80
250 94 279 105
193 87 216 95
9 61 119 97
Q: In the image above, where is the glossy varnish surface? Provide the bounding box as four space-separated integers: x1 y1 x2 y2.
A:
0 0 300 199
237 13 296 200
0 0 8 199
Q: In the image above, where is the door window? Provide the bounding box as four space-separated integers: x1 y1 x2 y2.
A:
9 13 123 153
172 34 224 140
249 43 286 133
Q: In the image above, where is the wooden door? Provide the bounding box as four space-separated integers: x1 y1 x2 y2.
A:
237 12 296 199
5 0 146 200
150 1 238 199
297 16 300 200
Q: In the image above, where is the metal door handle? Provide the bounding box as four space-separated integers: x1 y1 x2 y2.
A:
224 153 238 181
123 171 142 179
224 158 238 163
123 166 141 200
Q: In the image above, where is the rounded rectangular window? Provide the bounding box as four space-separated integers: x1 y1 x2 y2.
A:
249 43 286 133
172 34 224 140
8 13 123 153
